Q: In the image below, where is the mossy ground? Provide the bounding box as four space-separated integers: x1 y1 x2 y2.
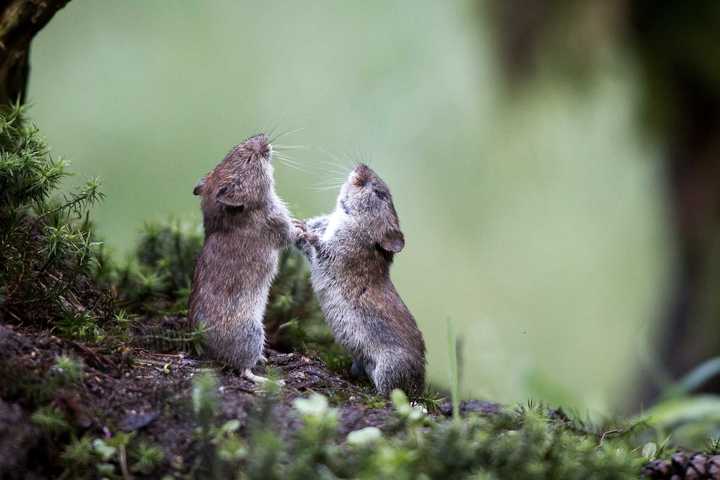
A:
0 322 398 478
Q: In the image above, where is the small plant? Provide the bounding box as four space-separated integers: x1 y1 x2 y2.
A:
114 219 202 314
447 318 461 421
131 440 165 475
59 431 164 478
61 435 95 474
89 431 135 479
31 405 70 434
55 311 103 342
193 370 219 426
51 354 84 386
707 437 720 455
416 387 446 415
212 420 246 463
0 104 111 329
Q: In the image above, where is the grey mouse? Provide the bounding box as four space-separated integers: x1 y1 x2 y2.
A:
294 164 426 396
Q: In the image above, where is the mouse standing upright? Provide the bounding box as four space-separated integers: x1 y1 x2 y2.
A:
294 164 426 396
189 133 294 383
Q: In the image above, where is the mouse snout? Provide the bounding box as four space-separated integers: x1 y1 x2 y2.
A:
351 163 371 186
246 133 270 159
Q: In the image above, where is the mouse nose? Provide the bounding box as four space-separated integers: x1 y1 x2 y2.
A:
351 163 371 186
246 133 270 158
354 163 371 175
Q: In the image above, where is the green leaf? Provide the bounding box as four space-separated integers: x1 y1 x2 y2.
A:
92 439 117 461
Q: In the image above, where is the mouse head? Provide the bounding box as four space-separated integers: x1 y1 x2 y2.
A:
193 133 274 214
337 163 405 254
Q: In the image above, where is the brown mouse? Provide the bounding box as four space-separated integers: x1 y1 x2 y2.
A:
294 164 426 396
189 133 294 383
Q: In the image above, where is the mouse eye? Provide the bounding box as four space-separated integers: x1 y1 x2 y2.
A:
374 189 388 201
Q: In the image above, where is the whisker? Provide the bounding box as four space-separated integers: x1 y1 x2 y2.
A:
311 178 346 186
309 184 345 191
310 166 348 178
269 127 304 144
264 111 290 139
274 156 303 168
278 163 308 173
273 144 308 150
308 153 352 175
312 179 345 186
271 150 299 161
273 152 308 172
275 160 311 174
272 151 297 160
264 121 278 139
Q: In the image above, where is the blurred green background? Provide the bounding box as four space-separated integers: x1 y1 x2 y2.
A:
28 0 671 414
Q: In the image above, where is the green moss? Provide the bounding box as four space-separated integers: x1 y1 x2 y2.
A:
131 440 165 475
0 104 112 330
31 405 71 434
115 219 202 314
186 374 648 479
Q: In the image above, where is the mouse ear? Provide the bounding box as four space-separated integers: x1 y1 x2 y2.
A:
215 183 245 209
193 176 207 196
379 229 405 253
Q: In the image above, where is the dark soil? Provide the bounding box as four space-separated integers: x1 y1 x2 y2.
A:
0 321 463 478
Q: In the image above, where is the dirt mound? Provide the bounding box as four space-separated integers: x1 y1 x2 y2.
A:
0 323 411 478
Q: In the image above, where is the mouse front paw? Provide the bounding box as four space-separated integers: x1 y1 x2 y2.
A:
292 219 319 250
291 218 306 237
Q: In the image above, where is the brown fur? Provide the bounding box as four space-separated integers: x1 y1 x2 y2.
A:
189 134 293 374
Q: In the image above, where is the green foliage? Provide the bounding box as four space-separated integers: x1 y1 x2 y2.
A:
636 394 720 450
31 405 71 434
56 311 103 342
60 430 165 479
447 318 461 421
61 435 95 473
0 352 86 411
0 104 110 328
265 250 351 369
193 370 219 431
131 440 165 474
116 219 203 314
662 356 720 399
51 354 84 385
185 382 648 480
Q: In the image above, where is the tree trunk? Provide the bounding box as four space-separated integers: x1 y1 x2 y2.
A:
0 0 71 106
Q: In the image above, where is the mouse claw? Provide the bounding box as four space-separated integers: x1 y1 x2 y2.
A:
292 219 307 233
243 369 285 386
290 219 308 244
304 231 320 246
